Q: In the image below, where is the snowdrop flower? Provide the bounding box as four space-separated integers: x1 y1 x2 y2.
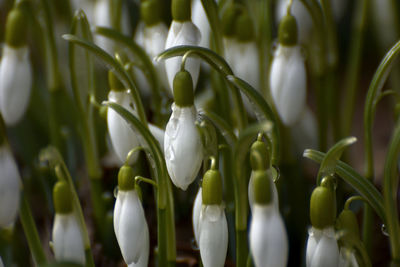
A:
276 0 312 44
52 181 85 265
93 0 113 54
306 178 339 267
270 13 306 126
291 107 318 151
107 71 140 164
0 5 32 126
198 166 228 267
371 0 398 50
338 248 358 267
192 187 202 245
165 0 201 93
249 169 288 267
0 144 21 228
114 165 149 265
164 70 203 190
191 0 210 48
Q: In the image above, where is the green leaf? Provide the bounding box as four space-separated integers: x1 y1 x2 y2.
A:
200 0 223 53
316 136 357 185
227 75 280 165
200 110 237 146
303 149 386 223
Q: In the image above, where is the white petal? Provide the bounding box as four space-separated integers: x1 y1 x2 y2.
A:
0 45 32 126
113 190 147 264
191 0 210 48
306 227 322 267
192 188 202 245
199 205 228 267
165 21 201 93
107 90 140 164
128 222 150 267
164 104 203 190
93 0 113 54
0 145 21 228
270 45 306 125
250 205 288 267
248 170 279 212
276 0 312 44
310 227 339 267
148 123 165 151
52 214 85 265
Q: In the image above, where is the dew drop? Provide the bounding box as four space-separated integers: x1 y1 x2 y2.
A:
382 224 389 236
190 238 199 250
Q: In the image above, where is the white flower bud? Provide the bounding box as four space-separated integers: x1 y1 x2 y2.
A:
192 187 202 245
248 170 279 212
191 0 210 48
0 145 21 228
199 204 228 267
338 247 359 267
114 190 149 265
164 104 203 190
250 204 288 267
165 21 201 93
107 90 140 164
270 45 306 126
52 213 85 265
0 45 32 126
127 222 149 267
306 227 339 267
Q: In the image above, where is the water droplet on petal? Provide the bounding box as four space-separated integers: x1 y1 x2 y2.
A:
382 224 389 236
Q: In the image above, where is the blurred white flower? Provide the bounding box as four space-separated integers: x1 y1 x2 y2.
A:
270 45 306 126
199 204 228 267
248 170 279 212
114 190 149 265
0 45 32 126
164 104 203 190
338 247 359 267
0 145 21 228
0 255 3 267
291 107 318 151
250 204 288 267
93 0 113 54
306 226 339 267
165 21 201 93
107 90 140 164
52 213 85 265
148 123 165 151
191 0 210 48
192 187 202 245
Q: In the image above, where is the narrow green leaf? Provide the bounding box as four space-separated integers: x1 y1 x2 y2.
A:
317 136 357 185
200 0 223 53
200 110 237 146
303 149 386 223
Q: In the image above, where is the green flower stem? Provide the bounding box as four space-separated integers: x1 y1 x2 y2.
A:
342 0 369 137
200 0 223 53
344 195 366 210
363 39 400 254
383 120 400 260
19 194 47 265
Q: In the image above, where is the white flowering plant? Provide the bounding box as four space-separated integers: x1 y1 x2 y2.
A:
0 0 400 266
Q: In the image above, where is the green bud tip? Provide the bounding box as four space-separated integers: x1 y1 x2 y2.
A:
235 10 254 41
221 3 240 37
252 170 272 205
118 165 136 191
202 169 223 205
336 209 360 240
310 185 336 229
278 13 298 46
5 6 29 48
141 0 162 26
173 70 194 107
53 181 73 214
250 138 270 171
108 71 125 91
172 0 191 22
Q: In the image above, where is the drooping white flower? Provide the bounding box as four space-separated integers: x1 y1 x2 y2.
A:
0 45 32 126
250 204 288 267
191 0 210 48
93 0 113 54
270 44 306 125
107 90 140 164
192 187 202 245
0 145 21 228
52 213 85 265
199 204 228 267
114 189 148 265
165 21 201 93
306 226 339 267
338 247 359 267
291 107 318 151
127 222 149 267
164 103 203 190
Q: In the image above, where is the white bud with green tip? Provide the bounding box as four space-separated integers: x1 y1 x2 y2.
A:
52 181 85 265
306 178 339 267
165 0 201 94
0 5 32 126
107 71 140 165
249 170 288 267
164 71 203 190
270 13 306 126
0 143 21 228
198 168 228 267
114 165 149 266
